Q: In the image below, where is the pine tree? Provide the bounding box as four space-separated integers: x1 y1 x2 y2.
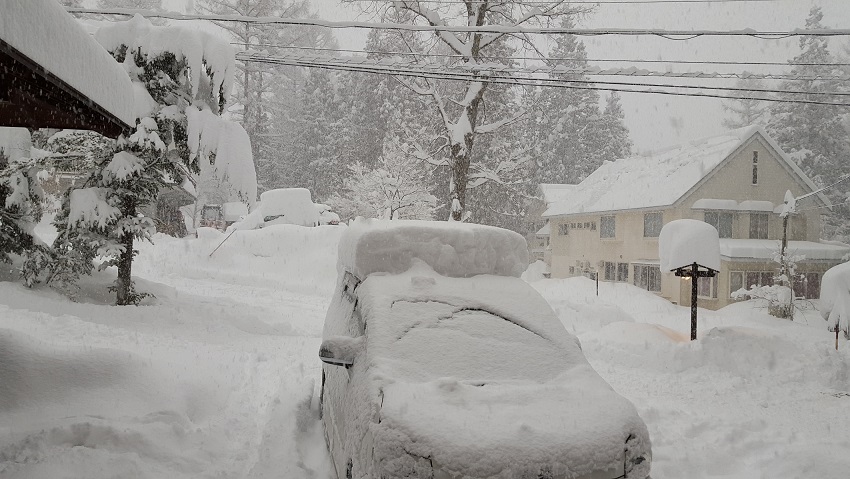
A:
767 6 850 240
29 16 247 305
721 78 769 129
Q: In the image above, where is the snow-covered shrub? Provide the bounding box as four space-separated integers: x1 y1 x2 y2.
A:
731 250 806 319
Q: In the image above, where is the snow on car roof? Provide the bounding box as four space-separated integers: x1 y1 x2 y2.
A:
0 0 136 126
356 263 649 478
338 218 528 279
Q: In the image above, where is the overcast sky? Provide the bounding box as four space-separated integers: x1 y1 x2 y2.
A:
166 0 850 153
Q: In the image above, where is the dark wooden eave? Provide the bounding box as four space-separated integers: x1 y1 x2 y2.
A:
0 39 131 139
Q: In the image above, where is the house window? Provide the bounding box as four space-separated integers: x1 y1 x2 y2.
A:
590 222 597 231
569 266 575 275
752 151 759 185
643 212 663 238
749 213 768 239
793 272 822 299
603 261 617 281
617 263 629 282
600 215 616 238
698 275 718 299
745 271 774 288
730 271 744 296
634 264 662 292
704 211 734 238
558 223 569 236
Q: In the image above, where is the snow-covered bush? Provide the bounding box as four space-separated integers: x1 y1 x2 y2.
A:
731 250 805 319
327 139 436 221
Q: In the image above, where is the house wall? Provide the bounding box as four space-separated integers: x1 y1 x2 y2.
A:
547 134 831 310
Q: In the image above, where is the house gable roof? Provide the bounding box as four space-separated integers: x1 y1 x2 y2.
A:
0 0 135 137
544 126 828 218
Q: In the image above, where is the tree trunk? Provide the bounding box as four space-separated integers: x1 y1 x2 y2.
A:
115 198 136 305
448 83 486 222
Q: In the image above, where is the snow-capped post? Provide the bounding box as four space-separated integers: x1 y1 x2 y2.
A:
819 261 850 350
659 220 721 341
778 190 797 319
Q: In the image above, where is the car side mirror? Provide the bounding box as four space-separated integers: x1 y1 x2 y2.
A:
319 336 364 368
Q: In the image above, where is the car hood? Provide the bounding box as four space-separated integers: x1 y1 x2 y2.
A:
373 365 648 479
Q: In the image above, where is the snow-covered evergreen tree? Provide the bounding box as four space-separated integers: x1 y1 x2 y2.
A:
721 78 769 129
28 16 253 305
766 6 850 240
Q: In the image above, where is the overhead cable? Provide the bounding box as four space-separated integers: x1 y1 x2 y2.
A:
66 8 850 39
236 52 850 91
239 54 850 107
230 42 850 67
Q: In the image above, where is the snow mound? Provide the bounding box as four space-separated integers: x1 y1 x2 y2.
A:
820 261 850 333
339 218 528 279
659 219 720 272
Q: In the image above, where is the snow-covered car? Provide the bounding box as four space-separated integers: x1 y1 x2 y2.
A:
315 203 341 225
260 188 319 227
319 219 651 479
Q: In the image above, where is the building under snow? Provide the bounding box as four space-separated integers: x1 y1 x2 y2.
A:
542 126 850 310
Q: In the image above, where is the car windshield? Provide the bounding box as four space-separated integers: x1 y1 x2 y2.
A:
373 300 570 383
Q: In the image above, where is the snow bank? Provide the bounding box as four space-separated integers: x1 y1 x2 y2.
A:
95 15 235 104
338 218 528 279
0 0 136 126
820 261 850 334
659 219 720 272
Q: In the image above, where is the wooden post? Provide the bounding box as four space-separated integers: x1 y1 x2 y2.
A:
691 262 698 341
837 328 840 351
596 271 599 296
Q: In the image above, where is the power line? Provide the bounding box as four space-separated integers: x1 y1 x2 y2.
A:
356 0 782 4
237 51 850 92
230 42 850 68
240 54 850 107
66 8 850 39
237 50 850 81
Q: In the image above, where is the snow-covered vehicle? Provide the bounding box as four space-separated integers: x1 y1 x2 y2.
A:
319 219 651 479
199 204 225 231
316 203 341 226
260 188 319 227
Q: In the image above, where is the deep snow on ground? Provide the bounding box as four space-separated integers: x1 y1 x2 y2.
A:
1 225 849 478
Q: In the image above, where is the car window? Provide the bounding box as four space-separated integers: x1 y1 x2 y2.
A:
373 301 570 383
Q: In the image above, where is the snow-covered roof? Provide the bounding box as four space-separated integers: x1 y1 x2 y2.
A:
536 222 551 235
544 126 828 217
719 239 850 261
338 219 528 279
0 0 136 127
539 183 576 205
692 199 775 212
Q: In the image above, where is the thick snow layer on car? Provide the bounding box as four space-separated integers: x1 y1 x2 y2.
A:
222 202 248 222
659 219 720 272
260 188 320 227
345 263 650 479
820 261 850 333
338 218 528 279
0 0 136 126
